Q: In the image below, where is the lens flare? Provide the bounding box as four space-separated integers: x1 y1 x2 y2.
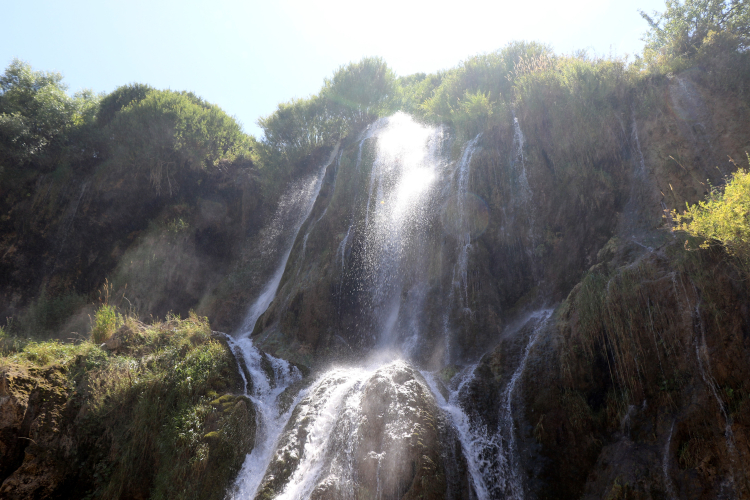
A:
440 192 490 239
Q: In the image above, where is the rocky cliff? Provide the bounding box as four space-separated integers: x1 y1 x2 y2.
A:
1 59 750 499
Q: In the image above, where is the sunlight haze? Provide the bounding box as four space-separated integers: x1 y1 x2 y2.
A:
2 0 665 138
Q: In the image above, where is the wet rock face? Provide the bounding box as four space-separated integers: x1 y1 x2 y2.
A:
527 246 750 500
0 365 72 499
0 366 32 483
256 360 470 500
352 364 465 500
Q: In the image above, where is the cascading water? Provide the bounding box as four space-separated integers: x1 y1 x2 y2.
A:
509 112 536 253
631 108 647 175
297 146 342 274
229 113 548 499
252 360 460 500
693 302 740 498
228 339 304 500
227 145 339 499
511 112 531 203
663 421 678 500
673 277 740 498
358 113 450 354
450 134 482 311
421 366 491 500
442 134 482 363
495 309 552 499
240 145 336 334
423 309 551 500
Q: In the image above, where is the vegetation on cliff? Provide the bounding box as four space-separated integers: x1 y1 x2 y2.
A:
640 0 749 68
0 312 252 500
673 158 750 267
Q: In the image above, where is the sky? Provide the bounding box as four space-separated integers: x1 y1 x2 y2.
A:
2 0 666 138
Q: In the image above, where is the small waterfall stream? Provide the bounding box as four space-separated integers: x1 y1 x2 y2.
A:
693 303 739 498
421 365 492 500
663 421 678 500
495 309 552 499
227 146 337 499
511 112 531 203
443 134 482 362
423 309 551 500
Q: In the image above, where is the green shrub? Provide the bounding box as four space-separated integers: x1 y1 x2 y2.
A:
322 56 398 126
9 339 97 366
639 0 749 70
418 41 550 136
672 159 750 268
0 59 99 170
0 323 27 356
97 82 154 127
106 89 253 194
90 304 123 344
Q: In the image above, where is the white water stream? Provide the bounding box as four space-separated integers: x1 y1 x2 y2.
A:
693 303 739 498
227 145 338 499
663 421 678 500
512 112 531 203
424 309 551 500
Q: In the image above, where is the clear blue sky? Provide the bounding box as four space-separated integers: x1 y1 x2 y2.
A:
2 0 665 138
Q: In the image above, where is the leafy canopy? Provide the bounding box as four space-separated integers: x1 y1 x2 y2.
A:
640 0 750 64
672 157 750 263
0 59 99 169
258 57 397 165
418 41 551 137
107 89 252 193
322 56 398 125
97 83 154 127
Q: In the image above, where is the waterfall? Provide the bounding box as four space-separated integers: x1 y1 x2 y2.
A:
443 134 482 363
422 366 493 499
296 144 341 275
230 113 548 499
250 360 452 499
424 309 552 500
228 337 304 500
360 112 447 352
227 145 337 500
239 144 335 333
631 108 647 175
512 111 531 203
693 303 739 497
452 134 482 311
511 112 535 251
493 309 552 499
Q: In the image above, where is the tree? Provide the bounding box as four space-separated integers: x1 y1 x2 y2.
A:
257 57 397 166
106 89 252 194
321 57 397 126
97 83 153 127
258 95 340 163
0 59 97 170
420 41 551 133
640 0 750 63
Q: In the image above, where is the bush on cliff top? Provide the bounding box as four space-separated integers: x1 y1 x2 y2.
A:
640 0 750 68
105 88 254 195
